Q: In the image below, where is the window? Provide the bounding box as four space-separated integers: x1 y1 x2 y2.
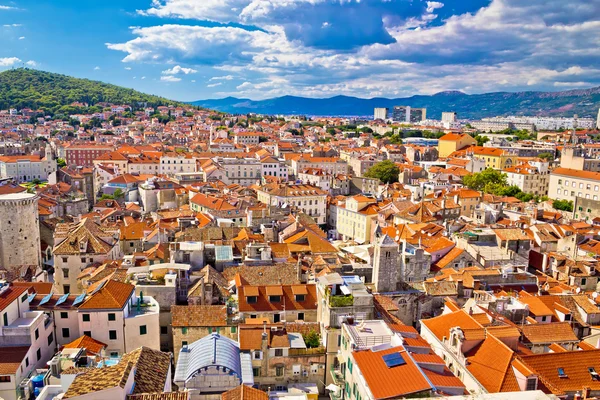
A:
83 331 91 337
295 294 305 302
526 378 537 391
582 278 587 286
231 326 237 334
63 269 69 278
109 330 117 340
269 295 281 303
182 327 188 334
108 313 116 321
25 357 29 367
276 366 284 376
275 349 283 357
62 328 70 338
181 341 188 347
60 312 68 319
274 314 281 323
62 257 68 263
246 296 257 304
250 314 257 319
253 367 261 377
36 348 41 361
21 293 28 303
82 314 90 322
298 312 305 321
140 325 147 335
2 313 6 327
48 333 53 345
35 329 39 340
161 326 168 335
0 376 11 383
254 351 262 360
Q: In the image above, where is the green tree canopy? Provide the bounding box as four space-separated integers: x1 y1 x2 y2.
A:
364 160 400 184
553 199 573 212
538 152 554 161
463 168 507 192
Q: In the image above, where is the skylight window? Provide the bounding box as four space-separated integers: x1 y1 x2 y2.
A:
558 368 568 378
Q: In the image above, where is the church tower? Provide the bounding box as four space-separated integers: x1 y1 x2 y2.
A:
372 234 400 293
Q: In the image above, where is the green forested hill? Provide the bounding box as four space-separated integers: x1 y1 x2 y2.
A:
0 68 181 115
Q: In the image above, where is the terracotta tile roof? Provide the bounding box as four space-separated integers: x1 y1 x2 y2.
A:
421 310 483 341
222 385 268 400
353 346 432 398
78 280 134 310
239 326 264 351
0 285 28 312
222 264 299 286
53 218 119 255
171 305 228 327
237 284 317 313
520 349 600 395
12 281 54 294
63 335 107 356
0 346 29 375
121 347 172 395
551 167 600 181
64 347 170 399
520 322 578 344
465 334 518 393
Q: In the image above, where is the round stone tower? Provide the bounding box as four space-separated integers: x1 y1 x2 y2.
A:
0 191 41 272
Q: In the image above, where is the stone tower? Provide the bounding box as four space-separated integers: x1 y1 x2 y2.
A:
372 234 400 293
0 190 41 275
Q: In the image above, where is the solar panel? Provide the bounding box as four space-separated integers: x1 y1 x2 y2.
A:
55 293 69 306
27 293 36 303
39 292 53 306
73 293 86 306
382 353 406 368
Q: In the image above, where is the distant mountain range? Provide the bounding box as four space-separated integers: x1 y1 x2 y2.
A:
192 87 600 119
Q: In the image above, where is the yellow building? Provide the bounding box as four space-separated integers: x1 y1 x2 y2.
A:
437 133 477 158
336 195 379 244
472 147 518 170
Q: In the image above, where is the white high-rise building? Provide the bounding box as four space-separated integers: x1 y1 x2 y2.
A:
596 108 600 130
442 112 457 123
374 107 388 120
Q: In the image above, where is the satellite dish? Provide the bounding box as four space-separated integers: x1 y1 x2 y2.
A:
576 287 581 294
593 292 598 299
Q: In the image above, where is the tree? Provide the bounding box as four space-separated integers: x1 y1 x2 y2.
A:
364 160 400 184
57 158 67 168
553 199 573 212
303 330 321 349
475 134 489 146
463 168 507 191
538 152 554 161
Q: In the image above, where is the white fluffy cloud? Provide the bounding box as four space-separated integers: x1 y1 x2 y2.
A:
162 65 197 75
0 57 20 66
108 0 600 98
25 60 37 67
160 75 181 82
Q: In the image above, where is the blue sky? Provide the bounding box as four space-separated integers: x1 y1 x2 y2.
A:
1 0 599 101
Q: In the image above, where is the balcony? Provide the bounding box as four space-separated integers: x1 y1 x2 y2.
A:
127 296 160 318
329 365 344 386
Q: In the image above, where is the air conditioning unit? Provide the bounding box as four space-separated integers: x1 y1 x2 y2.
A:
49 356 61 377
